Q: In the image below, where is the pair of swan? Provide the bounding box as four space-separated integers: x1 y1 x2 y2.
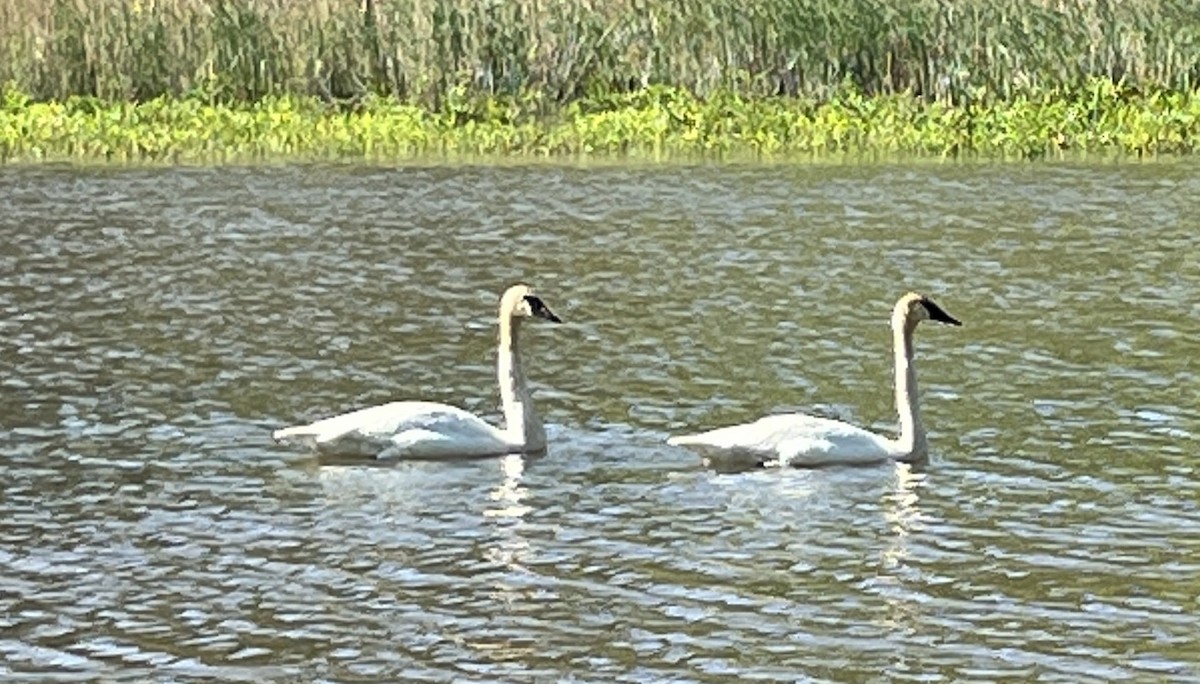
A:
273 285 960 467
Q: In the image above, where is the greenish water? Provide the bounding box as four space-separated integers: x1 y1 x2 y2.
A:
0 161 1197 681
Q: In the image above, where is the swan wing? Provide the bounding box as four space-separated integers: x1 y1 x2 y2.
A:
668 412 896 467
273 401 515 460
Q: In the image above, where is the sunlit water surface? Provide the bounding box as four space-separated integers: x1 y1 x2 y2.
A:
1 161 1198 682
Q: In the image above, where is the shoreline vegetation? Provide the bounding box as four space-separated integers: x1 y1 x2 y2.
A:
3 0 1200 162
4 82 1200 162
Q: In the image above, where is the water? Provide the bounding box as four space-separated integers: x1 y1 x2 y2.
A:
1 160 1198 682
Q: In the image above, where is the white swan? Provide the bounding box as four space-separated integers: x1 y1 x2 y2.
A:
667 292 961 468
273 283 563 460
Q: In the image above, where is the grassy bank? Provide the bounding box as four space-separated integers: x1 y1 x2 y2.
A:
3 80 1199 162
3 0 1199 107
5 0 1200 162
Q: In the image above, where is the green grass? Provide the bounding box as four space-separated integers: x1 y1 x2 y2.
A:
4 80 1199 162
3 0 1199 106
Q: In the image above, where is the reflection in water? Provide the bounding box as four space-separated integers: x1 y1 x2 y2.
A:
882 463 924 571
485 454 534 522
483 453 536 582
874 463 927 636
1 162 1198 681
479 454 540 666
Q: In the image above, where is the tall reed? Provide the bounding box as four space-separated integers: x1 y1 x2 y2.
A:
2 0 1199 108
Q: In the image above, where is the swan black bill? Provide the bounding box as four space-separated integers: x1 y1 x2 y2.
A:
923 298 961 326
525 295 563 323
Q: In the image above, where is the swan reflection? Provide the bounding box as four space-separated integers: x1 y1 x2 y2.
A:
874 461 928 634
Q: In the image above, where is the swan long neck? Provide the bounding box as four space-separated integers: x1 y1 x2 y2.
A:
891 310 926 460
497 313 546 450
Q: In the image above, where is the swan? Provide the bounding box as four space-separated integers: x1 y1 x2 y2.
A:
273 283 563 460
666 292 961 468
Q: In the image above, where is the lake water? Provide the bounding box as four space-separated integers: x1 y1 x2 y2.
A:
1 160 1198 682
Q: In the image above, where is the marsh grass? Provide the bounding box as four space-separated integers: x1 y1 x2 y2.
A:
5 0 1199 161
3 0 1200 108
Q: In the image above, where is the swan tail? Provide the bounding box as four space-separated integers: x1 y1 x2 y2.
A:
273 424 318 444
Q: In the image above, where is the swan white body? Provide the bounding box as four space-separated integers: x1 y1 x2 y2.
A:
273 284 562 460
669 412 901 468
667 292 960 468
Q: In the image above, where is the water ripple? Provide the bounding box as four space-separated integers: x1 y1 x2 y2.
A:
0 162 1198 681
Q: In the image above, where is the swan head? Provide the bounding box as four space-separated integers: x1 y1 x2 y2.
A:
499 284 563 324
895 292 961 329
